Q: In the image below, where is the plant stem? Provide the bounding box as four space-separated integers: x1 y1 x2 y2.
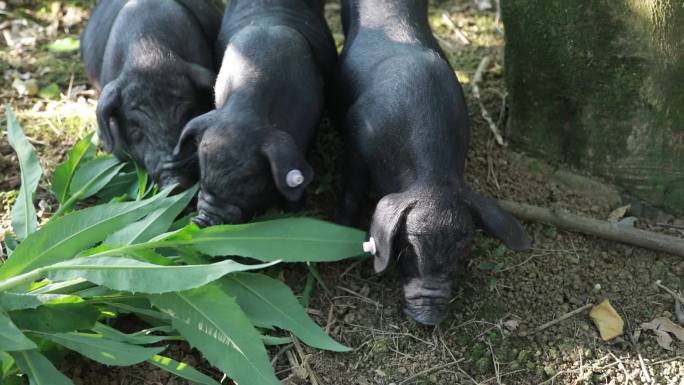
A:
51 192 82 219
0 268 45 292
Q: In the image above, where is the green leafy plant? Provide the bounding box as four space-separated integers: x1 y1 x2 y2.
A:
0 107 366 385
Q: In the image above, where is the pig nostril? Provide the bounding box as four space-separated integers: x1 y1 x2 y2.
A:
193 211 218 228
286 169 305 188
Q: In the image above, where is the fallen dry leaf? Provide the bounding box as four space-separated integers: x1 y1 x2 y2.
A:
589 299 624 341
608 204 631 222
640 317 684 351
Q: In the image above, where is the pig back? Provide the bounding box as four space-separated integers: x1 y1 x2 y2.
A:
218 1 336 79
80 0 128 88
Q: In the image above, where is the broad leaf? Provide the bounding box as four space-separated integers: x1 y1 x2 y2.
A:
68 156 125 201
104 185 198 246
187 218 366 262
150 285 281 385
0 310 37 351
51 133 96 204
6 106 42 240
222 273 350 352
10 350 74 385
149 355 221 385
46 257 278 294
9 303 100 333
91 323 173 345
0 293 82 311
0 190 170 280
34 331 164 366
96 171 138 202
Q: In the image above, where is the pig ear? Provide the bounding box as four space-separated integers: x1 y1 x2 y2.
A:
185 62 216 91
96 81 121 153
173 110 215 157
464 190 532 251
369 193 415 273
261 130 314 202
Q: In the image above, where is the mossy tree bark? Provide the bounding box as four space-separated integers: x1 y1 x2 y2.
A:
502 0 684 213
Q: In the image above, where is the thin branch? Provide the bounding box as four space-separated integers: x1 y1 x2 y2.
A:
472 56 506 146
534 303 594 333
499 200 684 257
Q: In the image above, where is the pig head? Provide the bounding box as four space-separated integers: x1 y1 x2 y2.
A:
173 110 313 226
368 187 531 325
96 60 215 188
82 0 222 189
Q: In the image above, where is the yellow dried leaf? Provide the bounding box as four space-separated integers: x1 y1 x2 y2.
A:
607 204 631 222
589 299 624 341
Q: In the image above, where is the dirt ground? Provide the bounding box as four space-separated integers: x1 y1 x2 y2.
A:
1 1 682 384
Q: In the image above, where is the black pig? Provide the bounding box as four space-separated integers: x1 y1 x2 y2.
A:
174 0 337 227
81 0 223 189
336 0 531 325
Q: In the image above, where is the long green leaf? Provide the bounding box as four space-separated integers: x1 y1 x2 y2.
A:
222 273 349 352
0 310 37 351
9 302 100 333
6 106 43 240
45 257 278 294
187 218 366 262
96 171 138 202
0 293 82 311
150 285 280 385
134 162 149 200
91 323 172 345
34 331 164 366
104 185 198 246
51 133 96 204
10 350 74 385
1 352 19 382
0 190 170 280
69 156 125 200
148 355 221 385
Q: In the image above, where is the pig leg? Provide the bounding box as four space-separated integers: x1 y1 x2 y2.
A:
337 147 368 226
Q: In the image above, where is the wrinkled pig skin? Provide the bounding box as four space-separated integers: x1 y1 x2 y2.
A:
336 0 531 325
81 0 223 189
174 0 337 227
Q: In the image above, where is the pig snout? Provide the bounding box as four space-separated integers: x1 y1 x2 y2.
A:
193 190 243 228
402 278 452 325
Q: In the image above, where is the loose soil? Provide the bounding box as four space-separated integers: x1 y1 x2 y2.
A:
1 1 682 384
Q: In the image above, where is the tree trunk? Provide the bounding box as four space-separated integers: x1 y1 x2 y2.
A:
502 0 684 214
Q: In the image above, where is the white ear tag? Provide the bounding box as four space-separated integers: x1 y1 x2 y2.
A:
363 237 377 255
286 169 305 188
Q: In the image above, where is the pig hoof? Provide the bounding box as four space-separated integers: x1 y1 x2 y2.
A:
286 169 305 188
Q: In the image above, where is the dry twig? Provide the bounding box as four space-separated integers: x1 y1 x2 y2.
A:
291 334 321 385
398 360 463 385
500 200 684 257
534 303 594 333
655 280 684 325
472 56 506 146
